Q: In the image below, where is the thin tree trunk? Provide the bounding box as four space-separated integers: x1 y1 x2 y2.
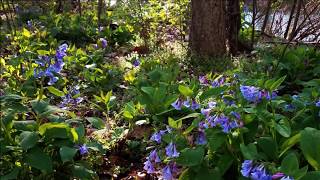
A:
5 0 15 35
226 0 241 55
251 0 256 48
284 0 297 39
261 0 272 34
290 0 303 39
189 0 226 57
97 0 103 26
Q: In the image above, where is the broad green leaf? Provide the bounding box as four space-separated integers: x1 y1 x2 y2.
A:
168 117 182 129
257 137 278 160
270 75 286 91
70 128 79 142
39 122 70 139
280 133 301 157
85 117 105 129
300 128 320 170
60 146 77 163
281 153 299 176
300 171 320 180
24 147 52 172
240 143 258 160
19 131 39 150
179 168 191 180
275 119 291 137
0 167 20 180
178 113 200 121
141 87 155 97
176 147 205 166
72 165 96 179
37 50 49 55
200 86 227 101
206 129 226 151
217 154 234 175
178 85 193 97
47 86 65 97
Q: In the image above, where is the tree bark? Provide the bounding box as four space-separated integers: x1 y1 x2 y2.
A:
226 0 241 55
251 0 256 48
290 0 303 39
97 0 104 26
189 0 226 57
284 0 297 39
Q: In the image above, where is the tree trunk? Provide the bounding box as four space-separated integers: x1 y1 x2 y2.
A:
284 0 297 39
226 0 241 55
261 0 272 35
97 0 104 26
189 0 226 57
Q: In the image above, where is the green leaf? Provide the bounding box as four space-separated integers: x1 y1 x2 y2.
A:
24 147 52 172
60 146 77 163
0 167 20 180
281 153 299 176
178 85 193 97
85 117 105 129
206 129 226 151
200 86 227 101
141 87 155 97
177 113 200 121
275 118 291 137
47 86 65 97
240 143 258 160
70 128 79 142
22 28 31 37
270 75 286 91
179 168 191 180
37 50 49 55
217 154 234 175
280 133 301 157
72 165 96 179
168 117 182 129
300 171 320 180
39 122 70 139
19 131 39 150
257 137 278 160
176 147 205 166
300 128 320 170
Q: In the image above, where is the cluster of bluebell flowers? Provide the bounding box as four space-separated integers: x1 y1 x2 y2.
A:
240 85 277 103
241 160 293 180
171 98 200 111
34 43 68 85
144 127 179 180
59 85 83 110
198 75 226 88
78 144 88 155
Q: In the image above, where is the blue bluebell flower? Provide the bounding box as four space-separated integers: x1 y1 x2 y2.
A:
148 149 161 163
100 38 108 48
196 132 207 145
27 20 32 28
183 98 190 108
231 111 241 120
284 104 295 111
280 176 294 180
143 160 155 174
250 165 272 180
162 165 173 180
133 59 140 67
165 142 180 158
292 95 299 100
79 144 88 155
201 108 211 117
241 160 253 177
150 130 166 143
191 100 200 110
208 101 217 108
240 85 261 103
316 100 320 107
171 98 182 110
199 75 208 85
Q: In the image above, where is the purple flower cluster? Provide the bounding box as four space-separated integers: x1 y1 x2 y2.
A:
34 44 68 85
240 85 277 103
99 38 107 48
199 102 240 134
198 75 226 87
171 98 200 111
145 128 179 180
133 59 140 67
241 160 293 180
59 85 83 109
316 100 320 107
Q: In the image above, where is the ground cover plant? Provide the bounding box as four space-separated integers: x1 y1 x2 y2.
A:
1 0 320 179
